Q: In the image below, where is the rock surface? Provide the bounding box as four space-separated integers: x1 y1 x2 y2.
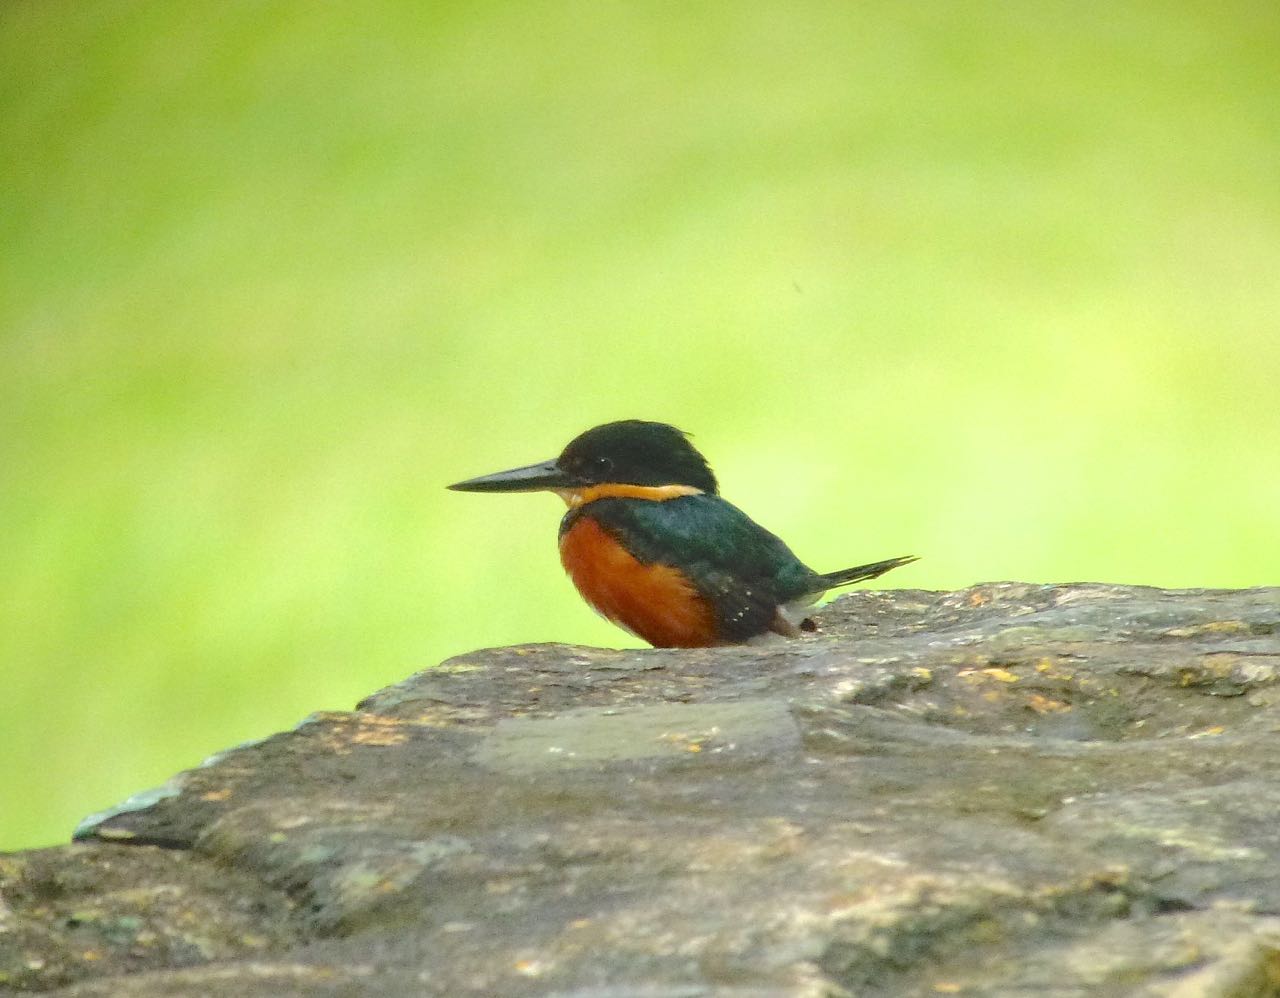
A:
4 583 1280 997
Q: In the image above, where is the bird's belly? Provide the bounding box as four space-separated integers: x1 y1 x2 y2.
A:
558 516 718 648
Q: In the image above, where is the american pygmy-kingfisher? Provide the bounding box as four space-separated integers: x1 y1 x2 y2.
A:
448 420 916 648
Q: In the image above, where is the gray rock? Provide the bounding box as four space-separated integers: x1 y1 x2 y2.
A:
5 583 1280 996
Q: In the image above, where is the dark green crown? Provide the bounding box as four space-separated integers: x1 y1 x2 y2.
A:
558 420 718 493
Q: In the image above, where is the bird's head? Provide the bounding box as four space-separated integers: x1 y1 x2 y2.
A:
447 420 718 498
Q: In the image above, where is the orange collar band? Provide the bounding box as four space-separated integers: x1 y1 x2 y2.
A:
556 483 703 508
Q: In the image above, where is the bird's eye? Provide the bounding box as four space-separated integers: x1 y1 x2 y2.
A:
593 456 614 477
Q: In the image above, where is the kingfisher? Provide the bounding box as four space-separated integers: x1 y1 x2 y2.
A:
448 420 916 648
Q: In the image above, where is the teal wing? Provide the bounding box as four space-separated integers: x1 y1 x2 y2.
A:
561 494 820 641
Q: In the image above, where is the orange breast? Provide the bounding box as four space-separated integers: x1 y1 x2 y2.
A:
558 515 718 648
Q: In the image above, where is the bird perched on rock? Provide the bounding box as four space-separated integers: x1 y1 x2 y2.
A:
448 420 916 648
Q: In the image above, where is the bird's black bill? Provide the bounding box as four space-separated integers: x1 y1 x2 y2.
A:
447 459 573 493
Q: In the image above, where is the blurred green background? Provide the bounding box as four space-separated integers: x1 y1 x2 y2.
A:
2 1 1277 851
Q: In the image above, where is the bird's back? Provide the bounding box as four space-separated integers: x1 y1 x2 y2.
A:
559 494 820 645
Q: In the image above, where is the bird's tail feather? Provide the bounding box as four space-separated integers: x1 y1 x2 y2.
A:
814 555 918 591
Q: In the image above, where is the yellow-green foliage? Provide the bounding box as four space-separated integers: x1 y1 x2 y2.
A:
2 1 1277 850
